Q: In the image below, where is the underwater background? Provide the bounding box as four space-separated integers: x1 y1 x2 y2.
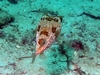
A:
0 0 100 75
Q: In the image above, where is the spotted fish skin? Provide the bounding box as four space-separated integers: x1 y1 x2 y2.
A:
35 15 62 55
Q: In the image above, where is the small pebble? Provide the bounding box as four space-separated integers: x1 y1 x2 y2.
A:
16 45 20 49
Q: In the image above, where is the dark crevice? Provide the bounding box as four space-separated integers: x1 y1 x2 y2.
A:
79 12 100 20
7 0 18 4
31 9 58 16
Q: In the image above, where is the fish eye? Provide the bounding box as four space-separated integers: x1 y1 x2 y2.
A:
41 17 45 20
53 18 59 22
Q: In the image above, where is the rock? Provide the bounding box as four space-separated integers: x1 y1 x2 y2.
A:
0 8 14 29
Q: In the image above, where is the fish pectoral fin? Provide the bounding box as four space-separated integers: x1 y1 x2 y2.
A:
31 53 36 64
39 53 47 59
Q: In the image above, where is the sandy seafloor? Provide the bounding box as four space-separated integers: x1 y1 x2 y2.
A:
0 0 100 75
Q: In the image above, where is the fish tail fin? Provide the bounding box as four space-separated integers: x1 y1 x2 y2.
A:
31 53 36 64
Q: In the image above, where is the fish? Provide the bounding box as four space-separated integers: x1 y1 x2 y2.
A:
32 15 62 63
19 15 62 63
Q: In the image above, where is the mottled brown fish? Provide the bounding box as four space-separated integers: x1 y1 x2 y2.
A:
19 15 62 63
32 15 62 63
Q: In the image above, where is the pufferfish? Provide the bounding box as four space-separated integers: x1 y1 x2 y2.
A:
19 15 62 63
31 15 62 63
